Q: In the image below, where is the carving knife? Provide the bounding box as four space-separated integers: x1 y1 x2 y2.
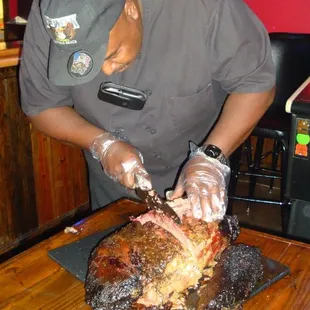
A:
135 187 181 224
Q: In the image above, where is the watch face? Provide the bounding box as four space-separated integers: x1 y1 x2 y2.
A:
205 145 221 158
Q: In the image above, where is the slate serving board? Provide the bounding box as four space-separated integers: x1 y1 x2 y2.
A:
48 224 124 282
48 225 290 303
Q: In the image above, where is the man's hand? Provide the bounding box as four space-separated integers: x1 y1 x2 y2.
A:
90 133 152 190
167 88 274 222
167 152 230 222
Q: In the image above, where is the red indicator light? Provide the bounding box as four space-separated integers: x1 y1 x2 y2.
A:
295 144 308 157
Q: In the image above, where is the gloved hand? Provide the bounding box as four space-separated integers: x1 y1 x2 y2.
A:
167 147 230 222
89 132 152 190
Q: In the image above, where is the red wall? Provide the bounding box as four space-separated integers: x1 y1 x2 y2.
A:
245 0 310 34
9 0 18 19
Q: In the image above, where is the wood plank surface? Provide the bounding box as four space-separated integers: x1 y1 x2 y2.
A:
0 199 309 310
0 200 146 307
0 66 38 252
238 230 310 310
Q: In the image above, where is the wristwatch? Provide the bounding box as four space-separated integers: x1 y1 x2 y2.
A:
200 144 228 165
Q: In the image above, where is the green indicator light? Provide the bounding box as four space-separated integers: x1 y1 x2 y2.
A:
296 133 310 145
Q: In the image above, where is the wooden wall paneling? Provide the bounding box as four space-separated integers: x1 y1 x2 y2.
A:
30 129 56 225
66 143 89 214
51 140 70 216
0 59 89 256
65 145 89 215
30 128 89 227
50 138 74 216
0 66 38 251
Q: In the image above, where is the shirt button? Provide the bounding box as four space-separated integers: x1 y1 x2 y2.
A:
114 128 124 134
152 152 162 159
145 126 156 134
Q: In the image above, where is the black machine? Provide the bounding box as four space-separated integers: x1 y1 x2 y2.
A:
285 76 310 241
3 0 32 41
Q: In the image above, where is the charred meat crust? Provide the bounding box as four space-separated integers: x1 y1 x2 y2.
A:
85 275 143 310
197 244 263 310
219 216 240 242
85 245 143 310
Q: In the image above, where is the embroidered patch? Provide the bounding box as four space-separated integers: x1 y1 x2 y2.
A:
45 14 80 44
68 51 93 78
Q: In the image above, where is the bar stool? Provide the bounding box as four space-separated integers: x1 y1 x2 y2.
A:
227 33 310 234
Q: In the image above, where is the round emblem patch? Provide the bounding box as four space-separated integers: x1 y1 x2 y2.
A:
68 51 93 78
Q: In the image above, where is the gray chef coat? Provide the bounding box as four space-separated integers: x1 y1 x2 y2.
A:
20 0 275 210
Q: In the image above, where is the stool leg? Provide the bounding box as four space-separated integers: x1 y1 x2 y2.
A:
269 139 280 192
227 146 243 215
244 138 253 169
244 137 253 215
280 140 290 235
247 137 264 214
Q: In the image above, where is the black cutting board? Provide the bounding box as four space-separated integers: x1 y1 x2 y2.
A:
48 225 290 301
48 224 124 282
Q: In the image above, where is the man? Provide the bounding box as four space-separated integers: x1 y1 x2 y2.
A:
20 0 275 222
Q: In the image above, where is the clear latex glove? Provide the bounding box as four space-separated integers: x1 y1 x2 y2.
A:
167 148 231 222
89 132 152 190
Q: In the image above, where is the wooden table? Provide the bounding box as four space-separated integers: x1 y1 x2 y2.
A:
0 199 309 310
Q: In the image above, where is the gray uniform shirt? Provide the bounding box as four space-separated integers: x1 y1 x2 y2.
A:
20 0 275 209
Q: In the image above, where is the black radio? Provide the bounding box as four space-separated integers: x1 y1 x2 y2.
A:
98 82 150 111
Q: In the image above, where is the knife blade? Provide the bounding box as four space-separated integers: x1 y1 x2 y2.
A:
135 187 181 224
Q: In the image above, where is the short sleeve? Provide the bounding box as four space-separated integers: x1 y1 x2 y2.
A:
208 0 275 93
19 0 72 116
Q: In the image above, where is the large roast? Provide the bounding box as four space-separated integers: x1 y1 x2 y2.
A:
85 198 263 310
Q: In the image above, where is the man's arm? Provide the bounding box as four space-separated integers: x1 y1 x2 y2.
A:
29 107 152 189
204 86 275 157
28 106 105 149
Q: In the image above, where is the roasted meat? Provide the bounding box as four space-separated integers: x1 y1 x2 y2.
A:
85 198 240 310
